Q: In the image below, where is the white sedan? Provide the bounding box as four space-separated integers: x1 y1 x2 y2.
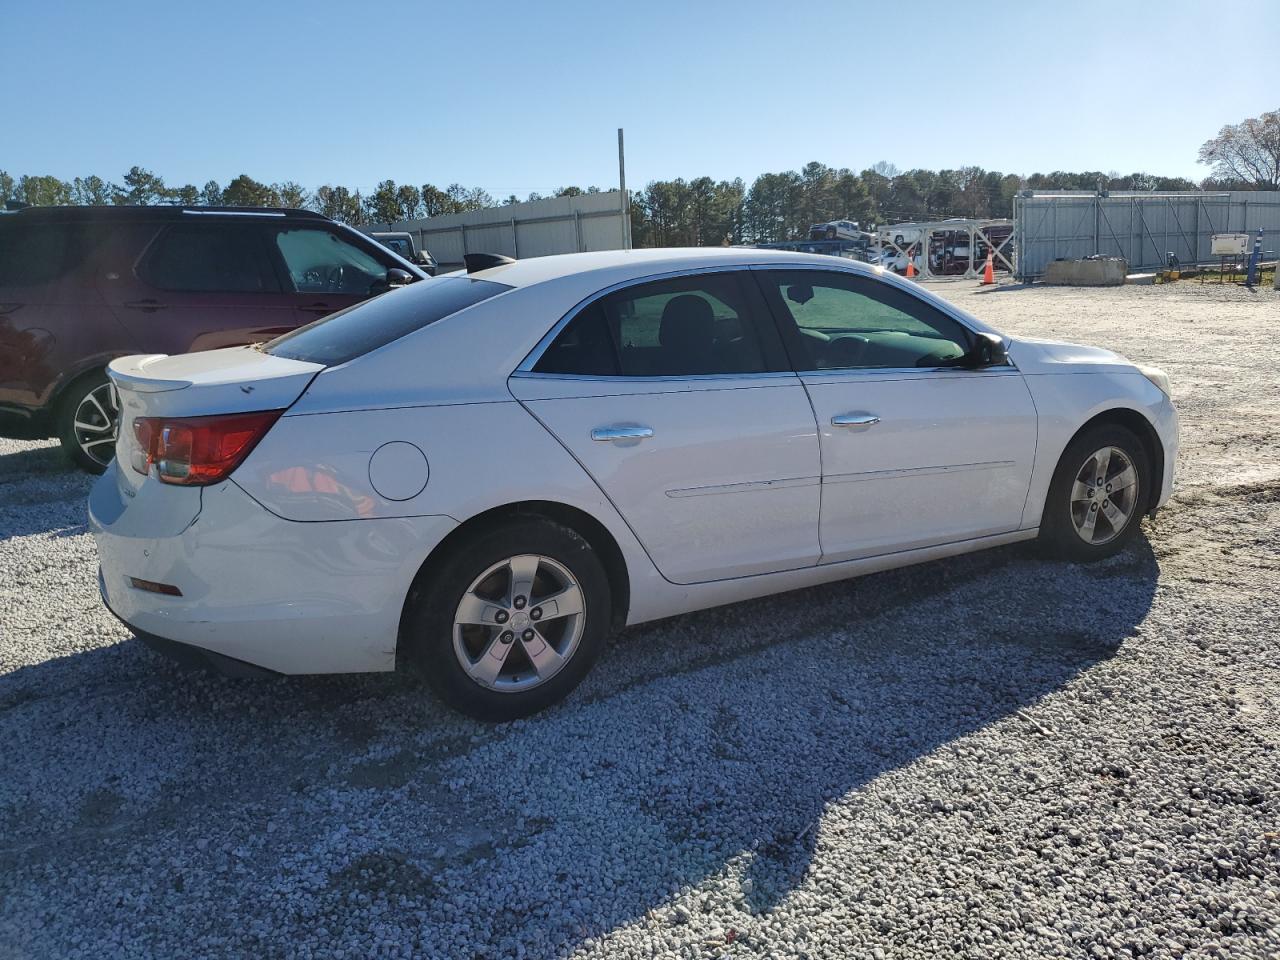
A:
90 248 1177 719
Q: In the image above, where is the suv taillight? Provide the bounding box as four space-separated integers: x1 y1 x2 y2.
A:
131 411 283 485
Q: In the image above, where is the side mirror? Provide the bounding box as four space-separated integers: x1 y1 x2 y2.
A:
386 268 414 287
968 332 1008 368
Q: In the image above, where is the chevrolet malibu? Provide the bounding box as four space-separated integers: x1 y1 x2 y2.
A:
90 248 1177 720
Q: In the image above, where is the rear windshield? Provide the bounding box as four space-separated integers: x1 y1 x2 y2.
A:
265 276 511 366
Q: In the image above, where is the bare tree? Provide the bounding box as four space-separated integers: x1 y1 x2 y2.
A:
1198 109 1280 189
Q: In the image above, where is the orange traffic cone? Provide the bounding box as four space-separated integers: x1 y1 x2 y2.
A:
905 258 916 279
980 251 994 286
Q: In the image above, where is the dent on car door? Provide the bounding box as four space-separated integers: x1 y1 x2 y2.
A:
508 271 822 585
753 268 1038 563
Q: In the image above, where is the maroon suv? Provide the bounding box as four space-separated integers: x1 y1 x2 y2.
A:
0 206 424 471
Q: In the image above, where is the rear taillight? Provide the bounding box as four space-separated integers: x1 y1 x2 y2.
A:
131 410 283 485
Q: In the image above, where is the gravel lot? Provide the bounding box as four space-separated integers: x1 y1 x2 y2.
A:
2 280 1278 959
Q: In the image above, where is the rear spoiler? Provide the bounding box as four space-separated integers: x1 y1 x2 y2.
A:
108 355 190 394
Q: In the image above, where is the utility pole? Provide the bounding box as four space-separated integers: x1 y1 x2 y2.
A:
618 128 632 250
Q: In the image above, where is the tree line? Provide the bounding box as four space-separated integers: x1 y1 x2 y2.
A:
0 162 1201 242
3 108 1274 245
627 163 1211 246
0 167 599 225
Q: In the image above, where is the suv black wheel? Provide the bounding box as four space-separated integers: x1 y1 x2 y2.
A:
57 371 118 474
402 517 612 721
1040 423 1150 561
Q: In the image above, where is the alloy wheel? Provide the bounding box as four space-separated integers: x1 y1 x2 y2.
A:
1070 445 1140 546
452 554 586 692
73 382 120 469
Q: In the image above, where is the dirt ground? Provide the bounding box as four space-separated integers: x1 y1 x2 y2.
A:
1 277 1278 959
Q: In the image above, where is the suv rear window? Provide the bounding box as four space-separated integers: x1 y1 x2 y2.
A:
0 222 71 287
265 276 511 366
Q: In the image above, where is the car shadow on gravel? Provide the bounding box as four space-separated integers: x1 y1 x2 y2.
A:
0 443 93 542
0 441 68 480
0 536 1160 958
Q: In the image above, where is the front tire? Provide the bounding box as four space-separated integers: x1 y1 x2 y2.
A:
402 518 612 721
57 371 118 474
1040 424 1150 561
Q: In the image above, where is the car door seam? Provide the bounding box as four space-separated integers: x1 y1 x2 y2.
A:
504 382 680 587
1015 374 1041 529
795 378 828 560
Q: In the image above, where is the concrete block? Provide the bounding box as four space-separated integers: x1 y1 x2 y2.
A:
1043 258 1128 287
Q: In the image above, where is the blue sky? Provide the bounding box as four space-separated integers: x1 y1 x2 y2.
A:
4 0 1277 194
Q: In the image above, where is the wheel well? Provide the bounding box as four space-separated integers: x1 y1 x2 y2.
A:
406 500 631 636
1068 408 1165 513
51 365 110 416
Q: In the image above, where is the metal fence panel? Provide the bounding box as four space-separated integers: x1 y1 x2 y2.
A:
1014 191 1280 279
361 191 628 267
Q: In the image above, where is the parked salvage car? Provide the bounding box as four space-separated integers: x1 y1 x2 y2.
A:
90 247 1177 720
0 205 425 471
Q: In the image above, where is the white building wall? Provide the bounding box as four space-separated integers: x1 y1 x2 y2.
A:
361 191 629 267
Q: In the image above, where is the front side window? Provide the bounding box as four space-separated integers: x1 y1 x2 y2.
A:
534 272 781 377
139 223 279 293
758 271 970 370
272 227 388 295
265 276 511 366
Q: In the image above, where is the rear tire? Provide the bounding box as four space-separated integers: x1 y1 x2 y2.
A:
1039 423 1150 561
402 517 612 721
57 371 118 474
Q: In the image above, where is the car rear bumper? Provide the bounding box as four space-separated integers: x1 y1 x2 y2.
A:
90 463 458 674
100 584 281 678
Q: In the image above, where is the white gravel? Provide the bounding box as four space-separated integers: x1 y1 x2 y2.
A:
2 280 1278 959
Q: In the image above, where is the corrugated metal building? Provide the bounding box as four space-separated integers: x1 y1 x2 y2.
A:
362 190 629 268
1013 191 1280 279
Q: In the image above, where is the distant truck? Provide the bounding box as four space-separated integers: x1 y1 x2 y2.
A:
368 231 438 275
809 219 869 242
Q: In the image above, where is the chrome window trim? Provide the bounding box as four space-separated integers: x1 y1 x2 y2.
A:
182 209 286 217
509 370 799 384
514 258 1018 380
795 363 1020 378
514 263 776 377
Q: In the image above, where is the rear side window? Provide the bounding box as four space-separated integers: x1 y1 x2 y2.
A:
139 223 279 293
265 276 511 366
0 223 71 287
533 272 785 377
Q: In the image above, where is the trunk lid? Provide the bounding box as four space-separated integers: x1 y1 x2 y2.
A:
108 345 322 495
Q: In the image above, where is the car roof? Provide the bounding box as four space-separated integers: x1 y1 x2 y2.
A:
9 205 331 223
464 246 879 288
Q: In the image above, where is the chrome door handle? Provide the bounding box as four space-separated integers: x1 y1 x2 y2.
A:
831 413 880 431
124 299 167 313
591 424 654 442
